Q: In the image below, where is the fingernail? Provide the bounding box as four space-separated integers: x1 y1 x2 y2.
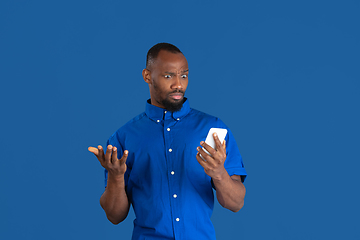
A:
98 146 102 149
200 141 204 145
124 150 128 154
113 147 117 151
213 133 217 137
197 147 200 151
108 145 112 149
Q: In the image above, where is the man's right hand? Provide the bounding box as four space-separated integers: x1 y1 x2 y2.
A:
89 145 130 224
88 145 128 178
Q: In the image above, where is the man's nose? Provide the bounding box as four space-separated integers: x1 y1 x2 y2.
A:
171 75 183 89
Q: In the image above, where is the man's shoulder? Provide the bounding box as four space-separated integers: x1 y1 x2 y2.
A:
126 111 147 124
119 112 147 130
108 112 147 140
189 108 224 124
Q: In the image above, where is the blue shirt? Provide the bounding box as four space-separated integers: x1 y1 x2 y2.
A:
105 99 247 240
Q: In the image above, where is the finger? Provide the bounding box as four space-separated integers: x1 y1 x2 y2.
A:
97 145 106 163
111 146 118 163
88 146 99 156
197 146 215 164
119 150 129 164
222 140 226 151
105 145 113 164
213 133 224 154
200 141 216 157
196 152 207 168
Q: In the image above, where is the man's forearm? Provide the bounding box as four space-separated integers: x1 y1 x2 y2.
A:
213 174 246 212
100 173 130 224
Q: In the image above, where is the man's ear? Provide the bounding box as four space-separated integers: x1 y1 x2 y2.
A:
142 69 151 84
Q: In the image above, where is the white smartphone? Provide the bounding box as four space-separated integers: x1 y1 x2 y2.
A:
202 128 228 158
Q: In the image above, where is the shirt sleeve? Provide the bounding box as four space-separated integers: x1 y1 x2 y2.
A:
223 127 247 182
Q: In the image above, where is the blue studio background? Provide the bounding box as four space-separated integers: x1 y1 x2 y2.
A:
1 0 359 239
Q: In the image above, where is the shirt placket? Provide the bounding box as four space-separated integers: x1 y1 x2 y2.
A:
163 111 182 239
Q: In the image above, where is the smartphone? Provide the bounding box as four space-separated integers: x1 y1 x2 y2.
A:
201 128 228 158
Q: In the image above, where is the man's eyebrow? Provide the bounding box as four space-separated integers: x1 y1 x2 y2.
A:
164 69 189 74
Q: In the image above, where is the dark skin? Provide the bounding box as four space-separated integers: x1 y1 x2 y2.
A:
88 145 129 224
142 50 189 109
196 134 246 212
89 50 246 224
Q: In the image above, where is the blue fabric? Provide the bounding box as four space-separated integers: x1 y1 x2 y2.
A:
105 99 247 240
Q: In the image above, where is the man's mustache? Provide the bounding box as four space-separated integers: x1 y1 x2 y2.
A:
169 90 184 94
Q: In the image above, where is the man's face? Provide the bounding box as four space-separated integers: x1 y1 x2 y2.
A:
144 50 189 111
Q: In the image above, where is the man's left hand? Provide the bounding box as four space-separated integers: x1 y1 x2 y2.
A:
196 133 227 181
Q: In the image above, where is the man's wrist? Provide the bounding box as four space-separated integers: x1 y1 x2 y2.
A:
212 170 230 182
107 173 126 185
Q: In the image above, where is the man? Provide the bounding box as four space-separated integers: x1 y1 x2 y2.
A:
89 43 247 240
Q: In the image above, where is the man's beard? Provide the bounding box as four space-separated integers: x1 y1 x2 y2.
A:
152 80 185 112
161 95 185 112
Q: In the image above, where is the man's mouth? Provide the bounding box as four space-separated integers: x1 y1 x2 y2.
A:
169 92 184 100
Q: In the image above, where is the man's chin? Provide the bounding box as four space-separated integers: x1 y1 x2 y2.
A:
162 98 184 112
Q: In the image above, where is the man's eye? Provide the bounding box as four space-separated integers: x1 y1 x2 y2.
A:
181 74 187 78
164 75 171 79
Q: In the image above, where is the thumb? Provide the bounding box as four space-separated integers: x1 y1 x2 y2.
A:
88 146 99 156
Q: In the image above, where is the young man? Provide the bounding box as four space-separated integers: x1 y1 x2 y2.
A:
89 43 247 240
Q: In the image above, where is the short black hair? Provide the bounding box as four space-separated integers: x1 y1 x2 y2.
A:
146 43 182 69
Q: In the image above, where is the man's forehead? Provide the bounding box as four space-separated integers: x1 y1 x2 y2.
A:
154 51 188 69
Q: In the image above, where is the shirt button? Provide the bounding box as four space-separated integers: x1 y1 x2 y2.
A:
177 118 180 121
171 171 175 175
169 149 172 152
173 194 177 198
157 120 160 122
167 128 170 131
164 111 167 113
176 218 180 222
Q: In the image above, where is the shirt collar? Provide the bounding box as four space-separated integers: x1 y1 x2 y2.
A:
145 98 191 121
